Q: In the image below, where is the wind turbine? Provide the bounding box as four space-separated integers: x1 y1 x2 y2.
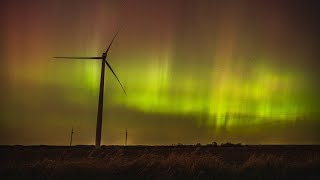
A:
70 126 74 146
54 32 126 148
125 128 128 146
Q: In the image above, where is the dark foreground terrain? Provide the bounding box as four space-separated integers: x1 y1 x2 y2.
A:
0 145 319 179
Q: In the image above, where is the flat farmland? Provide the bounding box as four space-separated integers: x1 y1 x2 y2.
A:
0 145 319 179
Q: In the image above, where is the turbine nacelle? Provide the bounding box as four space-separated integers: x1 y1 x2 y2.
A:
102 52 107 59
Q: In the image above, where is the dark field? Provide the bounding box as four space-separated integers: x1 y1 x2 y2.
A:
0 145 319 179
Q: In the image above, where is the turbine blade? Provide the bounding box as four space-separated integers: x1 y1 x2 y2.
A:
105 60 127 96
53 56 102 59
105 31 119 54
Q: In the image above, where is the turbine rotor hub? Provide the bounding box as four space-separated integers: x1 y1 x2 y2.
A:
102 52 107 59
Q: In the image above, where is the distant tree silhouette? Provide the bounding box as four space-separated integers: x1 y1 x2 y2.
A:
212 142 218 147
221 142 243 147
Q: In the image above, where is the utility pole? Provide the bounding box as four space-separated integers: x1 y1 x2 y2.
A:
125 128 128 146
70 126 74 146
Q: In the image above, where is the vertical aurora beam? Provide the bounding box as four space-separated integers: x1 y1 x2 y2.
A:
111 1 311 129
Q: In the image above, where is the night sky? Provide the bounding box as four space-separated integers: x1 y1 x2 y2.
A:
1 0 320 145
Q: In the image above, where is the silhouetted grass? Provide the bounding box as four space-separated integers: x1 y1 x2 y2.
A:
0 145 319 179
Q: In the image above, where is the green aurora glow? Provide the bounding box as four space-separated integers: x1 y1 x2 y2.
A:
1 0 320 145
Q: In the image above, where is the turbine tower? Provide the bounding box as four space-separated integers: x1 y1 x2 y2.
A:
70 126 74 146
54 32 126 148
125 128 128 146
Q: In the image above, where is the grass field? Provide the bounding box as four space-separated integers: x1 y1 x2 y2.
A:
0 145 319 179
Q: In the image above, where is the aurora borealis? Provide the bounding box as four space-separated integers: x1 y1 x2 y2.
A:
1 0 320 145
